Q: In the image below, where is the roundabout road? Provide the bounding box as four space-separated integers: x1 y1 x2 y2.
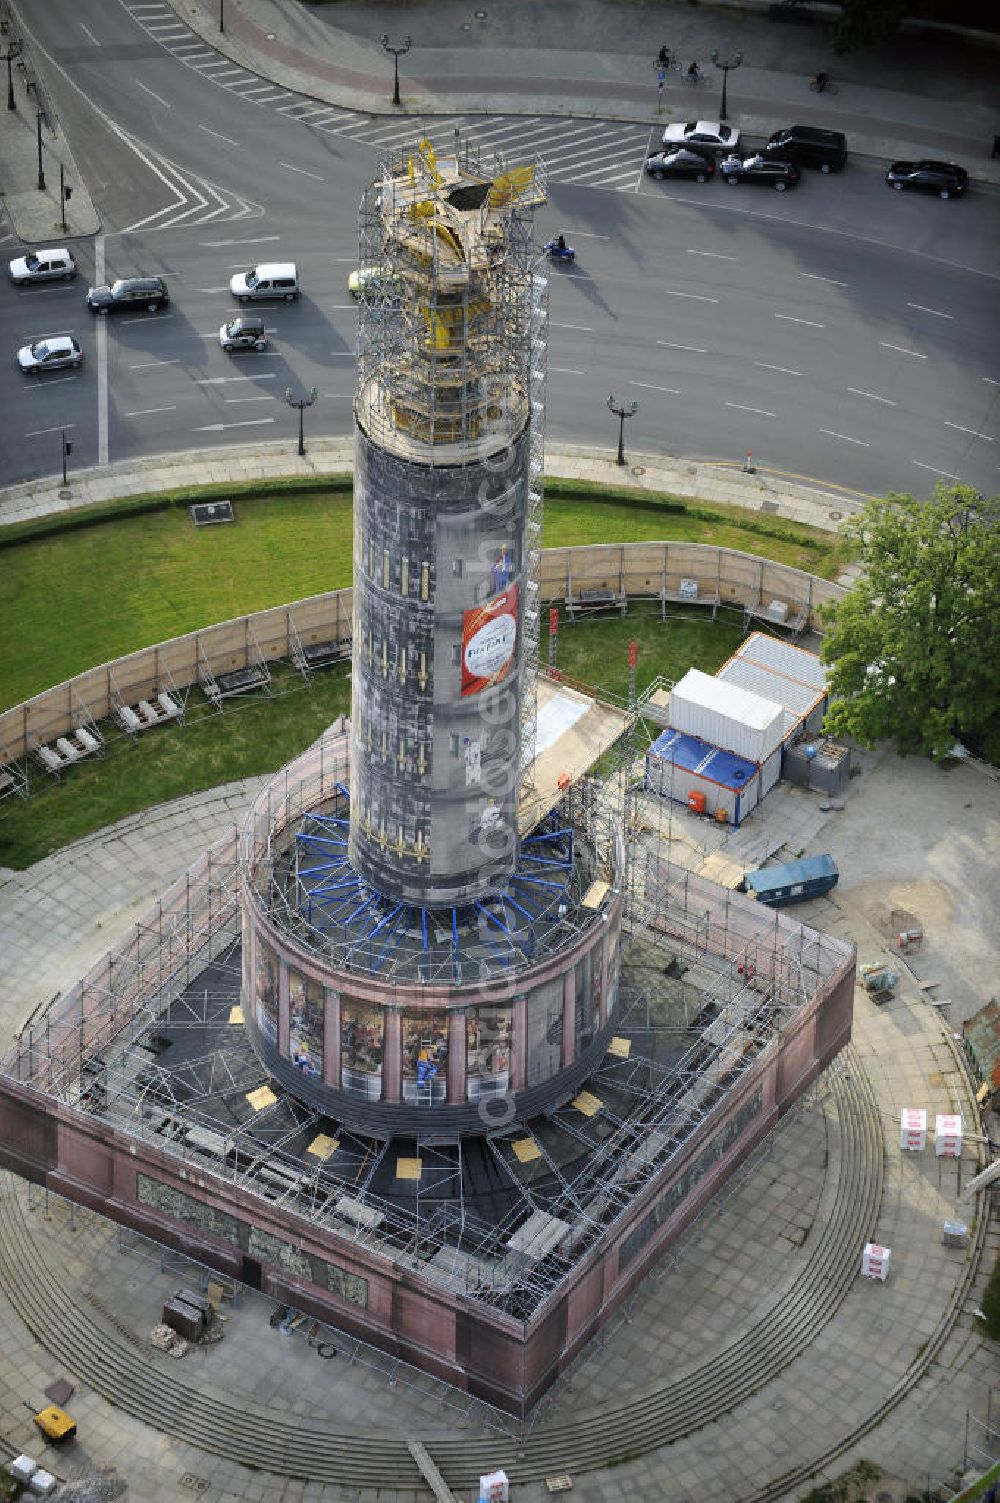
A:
1 0 998 495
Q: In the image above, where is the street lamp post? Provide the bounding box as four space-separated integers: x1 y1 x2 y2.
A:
25 79 44 189
379 33 412 108
2 36 22 112
284 386 318 457
60 430 72 489
219 0 224 34
607 395 638 468
710 47 743 123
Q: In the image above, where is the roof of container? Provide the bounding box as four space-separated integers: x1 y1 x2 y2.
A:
649 728 759 790
744 853 838 893
717 657 823 718
671 668 783 732
736 632 828 690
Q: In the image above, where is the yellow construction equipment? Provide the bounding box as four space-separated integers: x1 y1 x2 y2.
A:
33 1404 77 1443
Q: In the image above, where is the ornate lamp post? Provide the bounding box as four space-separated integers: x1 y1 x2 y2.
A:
379 33 412 108
710 47 743 123
607 394 638 468
2 36 23 112
284 386 318 457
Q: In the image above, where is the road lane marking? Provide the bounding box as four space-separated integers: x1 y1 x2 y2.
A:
755 362 801 376
726 402 776 418
95 233 108 466
800 272 848 287
879 341 926 358
193 373 276 384
25 422 79 437
199 125 240 147
225 395 275 404
907 302 952 319
820 429 870 447
279 162 325 181
22 375 79 388
552 322 595 331
657 340 707 354
193 419 276 431
549 367 586 375
564 230 611 239
129 358 180 369
945 421 993 441
912 461 959 478
121 314 175 325
847 388 897 406
80 22 101 43
136 81 170 108
200 235 280 247
662 289 720 303
629 381 680 394
124 405 178 417
775 314 825 328
688 249 737 261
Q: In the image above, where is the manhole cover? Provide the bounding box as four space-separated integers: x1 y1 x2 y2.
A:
266 32 276 41
829 509 843 520
631 465 646 476
475 8 487 17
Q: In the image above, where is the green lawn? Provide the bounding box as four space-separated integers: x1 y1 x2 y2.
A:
0 480 847 713
0 478 847 868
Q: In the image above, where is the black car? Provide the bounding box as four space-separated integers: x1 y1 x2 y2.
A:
719 154 800 191
219 315 268 353
87 276 170 313
761 125 847 173
645 147 716 183
885 160 968 200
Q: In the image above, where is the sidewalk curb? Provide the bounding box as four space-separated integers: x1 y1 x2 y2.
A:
0 438 869 537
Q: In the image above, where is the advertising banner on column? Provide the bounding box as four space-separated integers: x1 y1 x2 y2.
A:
462 584 519 697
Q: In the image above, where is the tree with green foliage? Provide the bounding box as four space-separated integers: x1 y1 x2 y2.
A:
831 0 906 52
820 484 1000 762
982 1250 1000 1340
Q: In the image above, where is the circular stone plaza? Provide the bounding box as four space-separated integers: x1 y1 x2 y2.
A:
0 139 998 1503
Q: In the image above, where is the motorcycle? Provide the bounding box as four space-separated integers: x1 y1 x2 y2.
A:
543 238 576 264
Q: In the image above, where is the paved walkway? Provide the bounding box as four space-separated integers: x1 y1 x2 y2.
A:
1 754 998 1501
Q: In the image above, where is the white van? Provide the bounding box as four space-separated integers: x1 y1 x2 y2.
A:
230 262 299 303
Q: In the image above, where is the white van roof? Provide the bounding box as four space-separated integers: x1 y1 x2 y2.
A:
251 262 297 279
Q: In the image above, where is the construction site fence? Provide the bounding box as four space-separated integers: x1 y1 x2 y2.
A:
0 543 844 765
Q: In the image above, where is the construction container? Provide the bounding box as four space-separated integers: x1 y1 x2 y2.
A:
646 729 760 828
162 1297 205 1342
899 1108 926 1151
717 634 828 747
860 1243 890 1281
935 1114 962 1157
742 854 838 906
668 669 784 763
783 737 851 794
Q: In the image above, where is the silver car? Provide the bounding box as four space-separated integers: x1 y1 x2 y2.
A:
8 248 77 285
17 334 83 373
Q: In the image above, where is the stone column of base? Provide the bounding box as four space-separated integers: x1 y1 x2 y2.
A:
323 989 341 1090
511 994 528 1090
561 970 576 1069
278 962 290 1057
447 1008 467 1105
383 1006 402 1103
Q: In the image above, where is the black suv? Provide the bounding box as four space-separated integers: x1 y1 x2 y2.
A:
761 126 847 173
87 276 169 314
719 154 800 191
885 160 968 200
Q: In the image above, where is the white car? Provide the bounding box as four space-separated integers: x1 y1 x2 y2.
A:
17 334 83 373
661 119 741 155
8 247 77 285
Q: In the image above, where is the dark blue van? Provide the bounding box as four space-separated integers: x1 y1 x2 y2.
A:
743 854 838 906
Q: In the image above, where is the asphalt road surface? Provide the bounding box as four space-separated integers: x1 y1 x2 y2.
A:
2 0 998 495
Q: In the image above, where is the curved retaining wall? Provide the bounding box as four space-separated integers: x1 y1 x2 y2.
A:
0 541 844 765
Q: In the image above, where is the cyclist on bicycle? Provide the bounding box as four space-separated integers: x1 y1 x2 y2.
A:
658 44 671 68
687 60 700 83
812 71 829 92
